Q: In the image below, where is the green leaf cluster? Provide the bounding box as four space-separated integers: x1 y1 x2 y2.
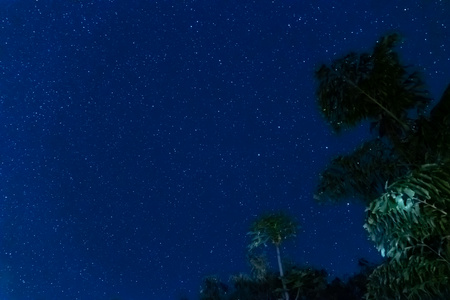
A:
366 255 450 300
364 163 450 299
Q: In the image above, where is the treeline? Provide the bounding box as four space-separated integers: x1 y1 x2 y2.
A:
198 255 376 300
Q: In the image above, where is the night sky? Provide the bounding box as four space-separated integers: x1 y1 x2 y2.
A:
0 0 449 299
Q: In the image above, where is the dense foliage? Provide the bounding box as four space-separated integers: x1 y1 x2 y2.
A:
364 163 450 299
314 34 450 205
198 259 375 300
316 33 429 138
197 212 375 300
315 33 450 298
195 33 450 300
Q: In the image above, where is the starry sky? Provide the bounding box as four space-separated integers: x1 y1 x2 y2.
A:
0 0 449 299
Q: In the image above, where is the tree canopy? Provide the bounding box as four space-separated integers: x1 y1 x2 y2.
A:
315 33 450 205
197 32 450 300
315 33 450 299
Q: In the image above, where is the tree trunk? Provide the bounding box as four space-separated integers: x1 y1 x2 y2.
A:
276 246 289 300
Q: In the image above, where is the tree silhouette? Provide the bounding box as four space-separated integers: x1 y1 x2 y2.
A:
199 276 229 300
228 272 280 300
196 214 380 300
315 33 450 298
314 33 437 204
316 82 450 205
196 33 450 300
316 33 430 137
314 138 408 205
283 266 327 300
247 212 298 300
405 83 450 164
195 261 377 300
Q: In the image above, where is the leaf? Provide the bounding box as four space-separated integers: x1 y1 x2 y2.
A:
404 187 415 198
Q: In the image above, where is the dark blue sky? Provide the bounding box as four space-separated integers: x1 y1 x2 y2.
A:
0 0 449 299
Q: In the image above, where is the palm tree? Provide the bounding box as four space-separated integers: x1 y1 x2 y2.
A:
247 212 299 300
